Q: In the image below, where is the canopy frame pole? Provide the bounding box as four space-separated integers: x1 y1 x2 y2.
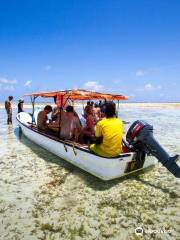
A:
62 95 71 108
82 100 84 111
58 95 64 138
117 100 120 117
30 96 37 124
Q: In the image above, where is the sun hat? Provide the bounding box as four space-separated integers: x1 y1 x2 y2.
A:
18 98 24 103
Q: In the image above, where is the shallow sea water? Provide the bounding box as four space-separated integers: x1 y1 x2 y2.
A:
0 106 180 240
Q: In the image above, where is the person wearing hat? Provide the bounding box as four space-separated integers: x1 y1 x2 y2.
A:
18 98 24 113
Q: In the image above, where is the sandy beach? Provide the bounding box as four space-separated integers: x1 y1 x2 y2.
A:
0 105 180 240
1 102 180 109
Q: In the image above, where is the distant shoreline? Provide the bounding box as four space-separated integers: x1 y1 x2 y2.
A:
1 102 180 109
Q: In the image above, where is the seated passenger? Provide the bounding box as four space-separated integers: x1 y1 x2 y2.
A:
83 101 91 118
50 105 81 141
73 110 82 126
60 106 81 141
37 105 53 132
93 103 101 122
51 106 60 121
89 101 123 158
82 105 96 143
90 101 94 107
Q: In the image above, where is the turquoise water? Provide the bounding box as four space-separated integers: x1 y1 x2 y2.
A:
0 106 180 240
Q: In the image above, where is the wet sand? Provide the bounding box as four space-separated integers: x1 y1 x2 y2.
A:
0 105 180 240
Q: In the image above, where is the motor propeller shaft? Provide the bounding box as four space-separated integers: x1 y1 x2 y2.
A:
138 125 180 178
126 121 180 178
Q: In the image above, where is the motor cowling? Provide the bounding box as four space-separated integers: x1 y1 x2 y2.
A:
126 120 147 145
126 120 180 178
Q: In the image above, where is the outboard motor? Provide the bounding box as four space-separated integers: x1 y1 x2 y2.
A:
126 120 180 178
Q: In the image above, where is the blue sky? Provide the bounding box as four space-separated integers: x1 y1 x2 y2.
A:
0 0 180 102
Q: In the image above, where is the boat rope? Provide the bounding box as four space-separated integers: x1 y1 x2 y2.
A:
72 143 77 156
63 143 68 152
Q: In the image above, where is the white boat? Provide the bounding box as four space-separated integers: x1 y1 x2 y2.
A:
16 89 158 180
16 112 156 180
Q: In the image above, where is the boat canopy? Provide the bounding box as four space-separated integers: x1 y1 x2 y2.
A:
25 89 128 101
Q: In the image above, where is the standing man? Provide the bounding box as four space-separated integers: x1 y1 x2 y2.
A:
5 96 13 124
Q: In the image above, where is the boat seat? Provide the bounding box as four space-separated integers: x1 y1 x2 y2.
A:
27 122 38 130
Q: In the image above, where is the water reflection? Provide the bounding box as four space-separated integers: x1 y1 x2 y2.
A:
14 126 22 140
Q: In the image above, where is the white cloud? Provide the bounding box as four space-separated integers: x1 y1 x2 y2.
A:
0 77 17 92
144 83 162 91
0 77 17 84
83 81 104 91
157 85 162 89
136 83 163 92
24 80 31 88
144 83 153 90
4 85 15 91
43 65 52 71
136 70 146 77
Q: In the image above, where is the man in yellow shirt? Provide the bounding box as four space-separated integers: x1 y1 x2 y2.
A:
89 101 123 157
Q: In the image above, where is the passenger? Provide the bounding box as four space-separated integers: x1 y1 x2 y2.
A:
52 97 73 121
73 110 82 126
87 101 91 106
90 101 94 107
100 99 107 114
83 105 96 143
49 105 81 141
51 106 60 121
60 106 81 141
5 96 13 124
37 105 53 132
17 98 24 113
93 103 101 122
98 100 103 108
84 101 92 118
89 101 123 157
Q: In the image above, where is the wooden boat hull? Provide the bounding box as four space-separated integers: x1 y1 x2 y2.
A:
16 112 157 180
